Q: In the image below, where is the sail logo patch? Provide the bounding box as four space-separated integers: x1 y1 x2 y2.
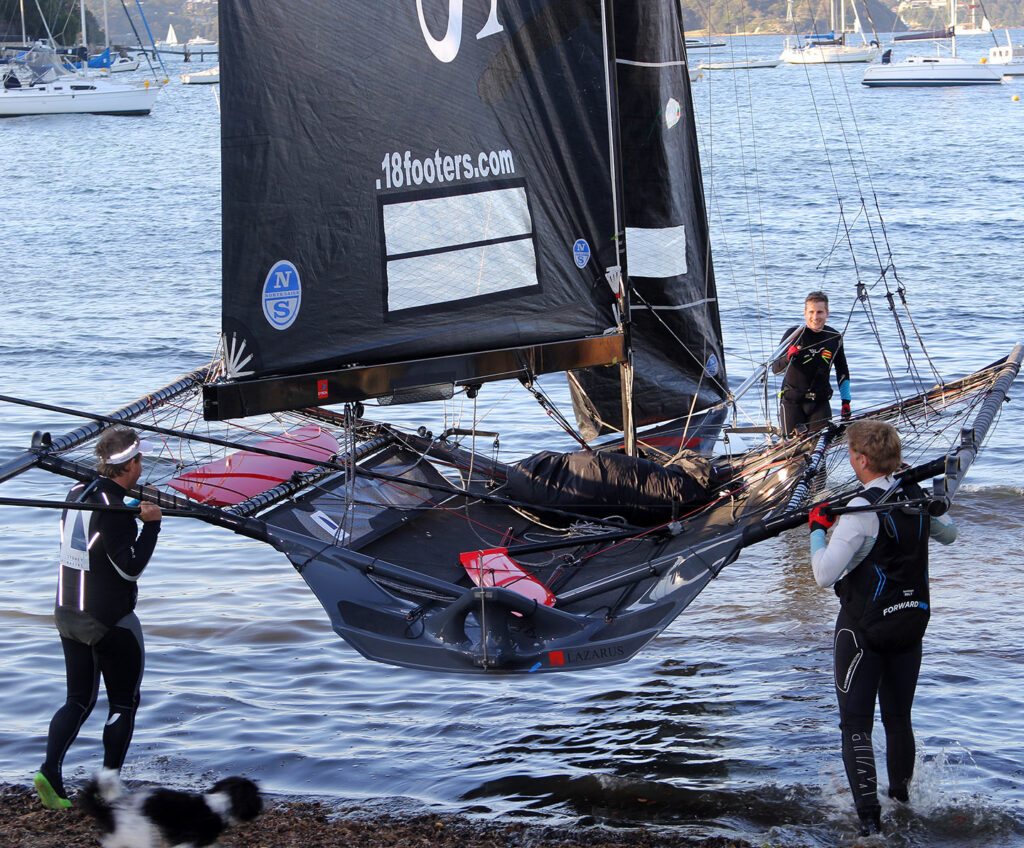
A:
573 239 591 269
262 261 302 330
705 354 719 377
665 97 682 129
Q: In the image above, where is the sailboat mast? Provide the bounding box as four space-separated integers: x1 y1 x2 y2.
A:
603 0 637 456
19 0 26 43
80 0 87 49
950 0 958 56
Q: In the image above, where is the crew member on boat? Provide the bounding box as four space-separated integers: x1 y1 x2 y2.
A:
806 420 956 836
772 291 851 436
34 428 162 810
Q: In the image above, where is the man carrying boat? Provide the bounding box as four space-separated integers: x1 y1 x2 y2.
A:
34 428 162 810
772 291 851 436
807 420 957 836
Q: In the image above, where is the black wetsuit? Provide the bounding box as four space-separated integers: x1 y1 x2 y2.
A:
832 486 930 829
40 476 160 795
771 324 850 435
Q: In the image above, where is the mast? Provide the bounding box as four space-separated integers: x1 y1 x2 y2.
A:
950 0 958 57
602 0 637 456
19 0 26 43
80 0 87 50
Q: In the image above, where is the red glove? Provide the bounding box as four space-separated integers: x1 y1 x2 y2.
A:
841 401 851 420
787 345 801 360
809 503 835 533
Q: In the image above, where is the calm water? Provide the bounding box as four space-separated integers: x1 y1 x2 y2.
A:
1 35 1022 847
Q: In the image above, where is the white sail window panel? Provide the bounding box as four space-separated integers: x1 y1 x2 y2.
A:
625 225 688 279
383 187 537 312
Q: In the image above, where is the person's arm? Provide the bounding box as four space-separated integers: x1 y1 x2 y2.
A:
810 506 878 588
99 510 161 581
930 512 957 545
771 326 800 375
833 335 851 402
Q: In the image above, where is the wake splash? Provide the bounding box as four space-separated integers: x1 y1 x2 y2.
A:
456 759 1024 848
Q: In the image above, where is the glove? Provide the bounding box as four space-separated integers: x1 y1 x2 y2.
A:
809 503 836 534
787 345 801 360
841 400 851 420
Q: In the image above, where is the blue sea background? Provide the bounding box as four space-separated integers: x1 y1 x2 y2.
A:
1 32 1023 847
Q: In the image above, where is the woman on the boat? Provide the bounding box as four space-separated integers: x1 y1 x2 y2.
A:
807 419 956 836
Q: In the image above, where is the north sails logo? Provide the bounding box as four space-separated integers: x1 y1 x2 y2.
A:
262 260 301 330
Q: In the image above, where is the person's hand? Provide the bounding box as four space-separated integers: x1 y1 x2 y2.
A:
809 503 835 533
139 501 162 523
841 400 851 420
787 344 801 359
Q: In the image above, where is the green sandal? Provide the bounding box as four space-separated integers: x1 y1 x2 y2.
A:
33 772 71 810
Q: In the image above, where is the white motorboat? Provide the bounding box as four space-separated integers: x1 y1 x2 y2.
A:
185 37 219 55
181 65 220 85
156 25 218 57
0 44 160 116
983 34 1024 76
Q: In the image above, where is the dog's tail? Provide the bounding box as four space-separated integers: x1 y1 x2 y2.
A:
78 768 122 834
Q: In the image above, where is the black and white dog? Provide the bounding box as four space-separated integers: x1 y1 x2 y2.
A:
80 768 262 848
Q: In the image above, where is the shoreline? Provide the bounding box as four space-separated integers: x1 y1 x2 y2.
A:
0 781 754 848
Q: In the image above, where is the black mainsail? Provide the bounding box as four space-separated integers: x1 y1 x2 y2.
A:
210 1 628 417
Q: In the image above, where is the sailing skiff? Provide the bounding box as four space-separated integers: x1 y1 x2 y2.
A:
1 1 1019 675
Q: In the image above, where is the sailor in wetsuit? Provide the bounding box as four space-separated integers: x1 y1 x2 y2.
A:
771 291 851 436
807 420 956 836
34 428 162 810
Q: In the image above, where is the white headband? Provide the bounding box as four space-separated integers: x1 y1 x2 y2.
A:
103 438 154 464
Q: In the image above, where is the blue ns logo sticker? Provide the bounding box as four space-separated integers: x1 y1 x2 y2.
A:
573 239 591 269
262 260 302 330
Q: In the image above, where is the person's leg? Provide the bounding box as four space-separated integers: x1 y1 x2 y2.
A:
806 398 833 430
780 398 805 436
37 637 100 806
834 619 883 833
96 614 145 771
878 641 923 803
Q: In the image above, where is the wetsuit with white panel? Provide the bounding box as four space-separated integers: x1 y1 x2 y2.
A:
40 476 160 796
810 475 956 828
